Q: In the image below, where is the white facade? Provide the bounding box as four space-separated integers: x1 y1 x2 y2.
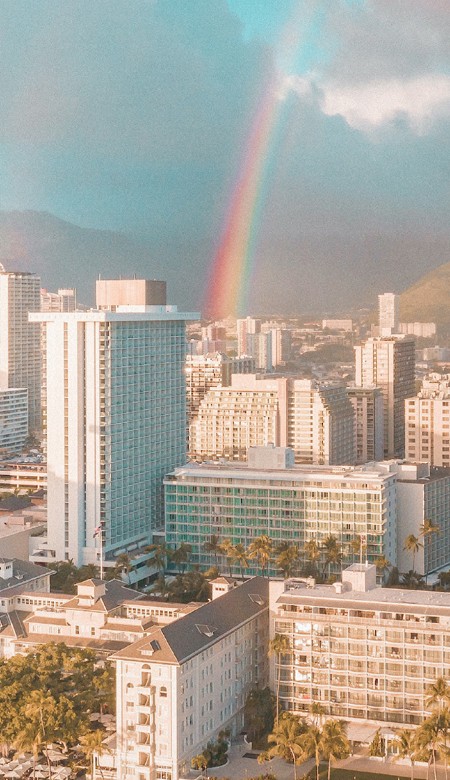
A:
41 288 77 312
0 388 28 455
31 306 198 566
354 336 415 458
399 322 436 338
236 317 261 356
405 374 450 467
378 292 399 336
190 374 355 465
0 270 41 432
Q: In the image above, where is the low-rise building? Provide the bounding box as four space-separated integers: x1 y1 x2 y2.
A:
110 576 269 780
270 564 450 727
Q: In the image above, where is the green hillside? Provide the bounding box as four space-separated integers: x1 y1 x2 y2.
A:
400 260 450 329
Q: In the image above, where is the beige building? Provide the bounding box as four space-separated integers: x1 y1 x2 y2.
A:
354 336 415 458
41 288 77 312
0 268 41 432
378 292 399 336
190 374 355 465
96 279 167 310
347 386 384 463
109 577 269 780
405 374 450 467
270 564 450 727
186 353 255 422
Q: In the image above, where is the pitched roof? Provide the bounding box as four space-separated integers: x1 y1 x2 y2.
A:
0 559 53 596
112 576 268 665
63 579 142 612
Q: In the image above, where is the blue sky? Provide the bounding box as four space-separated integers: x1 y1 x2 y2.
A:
0 0 449 312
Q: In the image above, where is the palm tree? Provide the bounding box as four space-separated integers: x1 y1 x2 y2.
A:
268 634 291 725
374 555 391 580
426 677 450 714
416 713 441 780
204 534 222 566
349 535 367 564
309 702 325 728
393 729 418 780
258 714 307 780
229 543 249 579
320 719 350 780
275 543 300 578
299 723 323 780
79 729 111 780
149 573 170 599
219 539 234 578
113 552 133 584
171 543 192 574
14 723 44 780
303 540 321 575
403 534 423 573
322 536 342 579
146 542 172 574
248 535 273 577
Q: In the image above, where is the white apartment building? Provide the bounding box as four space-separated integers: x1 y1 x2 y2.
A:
237 316 261 356
347 386 384 464
399 322 436 338
190 375 355 465
41 288 77 312
109 577 269 780
185 353 255 422
354 336 415 458
0 268 41 432
0 388 28 456
405 374 450 468
270 564 450 727
322 319 353 332
30 302 198 568
270 328 292 367
378 292 399 336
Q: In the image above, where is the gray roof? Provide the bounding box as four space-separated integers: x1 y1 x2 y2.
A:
63 579 142 612
113 576 269 665
0 559 52 596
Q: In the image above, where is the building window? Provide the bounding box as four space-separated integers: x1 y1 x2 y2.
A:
160 687 167 698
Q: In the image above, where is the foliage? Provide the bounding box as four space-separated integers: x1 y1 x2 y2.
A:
167 566 215 602
244 687 276 744
0 643 115 755
368 729 384 757
258 713 308 780
269 634 291 726
48 561 99 594
194 729 230 770
400 570 426 590
248 535 273 577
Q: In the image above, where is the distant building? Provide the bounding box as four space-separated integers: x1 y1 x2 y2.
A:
0 388 28 456
96 278 167 310
347 386 384 463
270 328 292 366
110 577 269 780
405 373 450 467
378 292 399 336
246 331 273 370
0 268 41 432
189 375 355 465
355 336 415 458
270 564 450 727
186 353 256 422
322 319 353 332
399 322 436 338
237 316 261 356
31 295 198 570
40 288 77 312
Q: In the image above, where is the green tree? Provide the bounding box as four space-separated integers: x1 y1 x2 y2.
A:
204 534 222 566
320 720 350 780
426 677 450 714
149 573 171 599
299 723 323 780
258 714 307 780
79 729 111 780
374 555 391 579
416 713 441 780
248 535 273 577
403 534 423 573
275 543 300 579
322 536 342 579
171 543 192 574
229 543 249 578
111 552 133 584
244 688 275 744
268 634 291 726
303 540 321 575
393 729 418 780
146 543 172 574
219 539 234 578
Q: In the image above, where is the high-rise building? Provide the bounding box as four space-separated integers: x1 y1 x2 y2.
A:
378 292 399 336
271 328 292 366
236 316 261 356
0 268 41 432
246 331 273 370
189 374 355 465
354 336 415 458
31 294 198 567
0 388 28 456
185 353 256 422
347 386 384 463
41 288 77 312
405 374 450 467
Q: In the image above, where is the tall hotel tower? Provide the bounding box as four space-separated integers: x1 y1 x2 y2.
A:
0 266 41 432
31 279 198 567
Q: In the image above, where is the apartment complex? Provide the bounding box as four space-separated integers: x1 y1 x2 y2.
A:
0 268 41 432
185 353 255 421
190 375 355 465
31 296 198 568
378 292 399 336
237 316 261 356
354 335 415 458
0 388 28 456
405 374 450 467
110 577 269 780
347 386 384 464
41 288 77 312
270 564 450 727
165 447 398 575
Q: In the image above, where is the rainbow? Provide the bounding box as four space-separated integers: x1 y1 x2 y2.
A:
204 2 324 320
